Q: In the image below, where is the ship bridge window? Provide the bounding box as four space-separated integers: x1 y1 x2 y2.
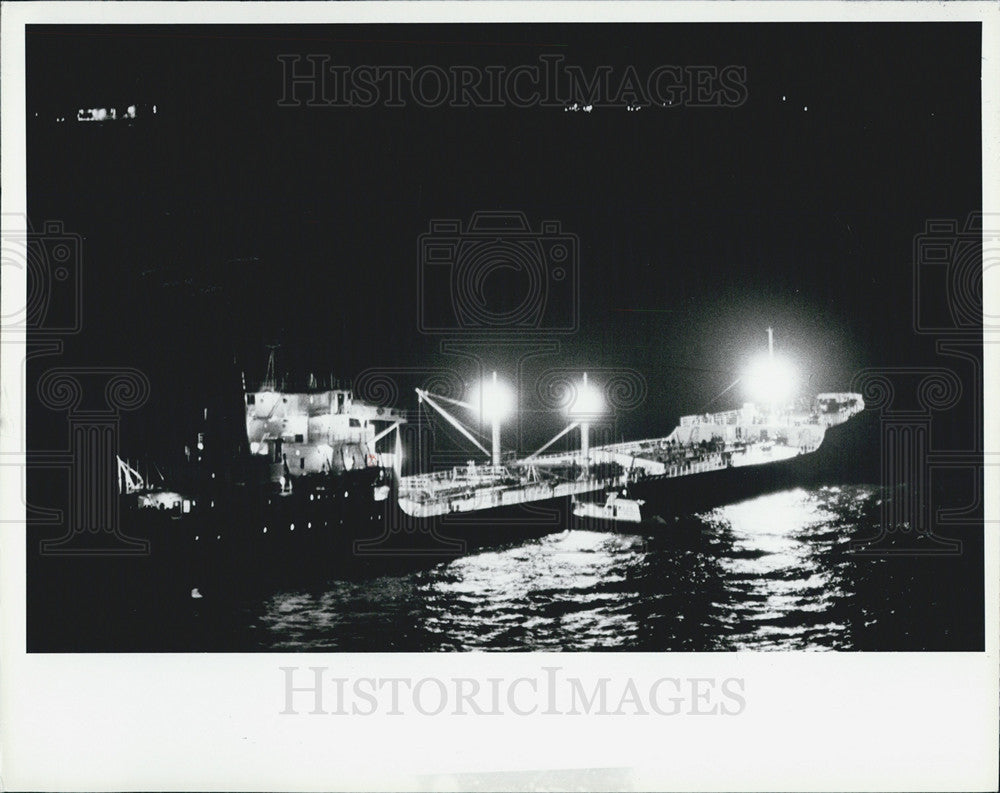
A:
295 434 304 443
246 394 255 406
349 418 361 428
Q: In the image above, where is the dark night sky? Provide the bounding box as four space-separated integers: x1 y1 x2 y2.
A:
26 23 982 459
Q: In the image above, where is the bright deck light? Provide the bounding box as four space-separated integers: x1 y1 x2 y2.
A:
567 374 604 417
744 354 797 405
472 373 514 422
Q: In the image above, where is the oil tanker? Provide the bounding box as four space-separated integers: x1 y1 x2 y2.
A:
117 331 869 593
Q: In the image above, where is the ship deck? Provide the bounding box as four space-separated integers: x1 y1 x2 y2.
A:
397 395 863 518
397 439 809 518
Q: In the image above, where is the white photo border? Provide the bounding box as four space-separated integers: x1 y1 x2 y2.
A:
1 3 997 791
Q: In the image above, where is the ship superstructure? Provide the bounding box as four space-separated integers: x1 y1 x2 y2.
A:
119 352 406 562
244 359 405 494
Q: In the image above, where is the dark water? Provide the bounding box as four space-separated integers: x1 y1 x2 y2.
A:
174 484 981 652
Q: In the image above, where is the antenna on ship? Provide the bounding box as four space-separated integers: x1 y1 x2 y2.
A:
263 345 278 391
767 326 774 359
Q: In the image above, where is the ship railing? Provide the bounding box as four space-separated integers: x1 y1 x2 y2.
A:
680 408 748 427
514 450 590 467
518 440 733 470
515 447 650 468
402 464 512 482
399 464 516 492
402 480 514 505
594 437 678 455
400 476 525 505
400 472 627 513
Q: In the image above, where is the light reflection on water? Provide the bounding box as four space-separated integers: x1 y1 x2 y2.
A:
705 488 853 650
247 485 952 651
418 530 647 650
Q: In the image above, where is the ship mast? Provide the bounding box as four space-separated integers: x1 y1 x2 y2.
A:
490 371 501 467
580 372 591 478
263 346 278 391
766 327 778 418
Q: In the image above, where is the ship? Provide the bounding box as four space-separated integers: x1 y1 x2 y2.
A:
394 389 865 539
391 329 867 547
117 330 870 593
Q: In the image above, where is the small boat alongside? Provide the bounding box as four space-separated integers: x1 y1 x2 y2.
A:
573 490 646 526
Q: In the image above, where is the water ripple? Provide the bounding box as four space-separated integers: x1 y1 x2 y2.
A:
246 485 973 651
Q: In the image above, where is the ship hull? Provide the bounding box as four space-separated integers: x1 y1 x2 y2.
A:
386 408 880 549
625 407 878 520
115 466 393 595
88 409 877 599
